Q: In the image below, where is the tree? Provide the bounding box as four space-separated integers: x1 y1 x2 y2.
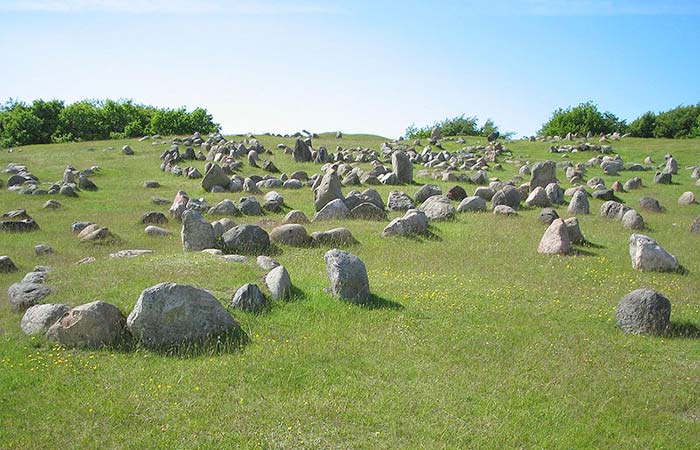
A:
628 111 656 138
0 101 43 147
538 102 627 137
652 104 700 138
31 99 64 143
53 100 108 141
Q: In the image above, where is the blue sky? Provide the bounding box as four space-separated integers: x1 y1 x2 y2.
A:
1 0 699 138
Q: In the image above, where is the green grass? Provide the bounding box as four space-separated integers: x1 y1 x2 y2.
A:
1 134 699 449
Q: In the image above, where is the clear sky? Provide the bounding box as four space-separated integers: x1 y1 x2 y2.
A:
1 0 699 138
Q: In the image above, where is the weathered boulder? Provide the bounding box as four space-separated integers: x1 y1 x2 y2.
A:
387 191 416 212
621 210 645 230
313 198 349 221
145 225 172 236
201 163 230 192
231 283 267 313
493 205 517 216
639 197 662 212
525 186 551 208
419 195 455 221
21 303 70 335
446 185 468 202
567 190 590 215
169 190 190 220
269 224 313 247
46 301 127 348
537 219 571 254
391 150 413 184
629 234 679 272
678 192 696 205
208 199 241 216
0 255 18 273
457 196 487 212
7 282 52 310
414 184 442 204
265 266 292 300
616 289 671 336
181 210 215 252
530 160 557 190
692 216 700 234
239 197 264 216
382 209 428 237
221 224 270 254
283 210 310 224
314 171 344 211
492 185 521 209
324 249 370 304
349 202 386 220
564 217 585 244
312 228 357 246
539 208 559 225
127 283 239 349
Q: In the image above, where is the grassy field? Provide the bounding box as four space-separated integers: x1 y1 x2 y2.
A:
1 134 699 449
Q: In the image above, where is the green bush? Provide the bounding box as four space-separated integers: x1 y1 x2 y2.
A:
651 104 700 138
628 111 656 138
405 115 510 140
0 98 220 148
538 102 627 137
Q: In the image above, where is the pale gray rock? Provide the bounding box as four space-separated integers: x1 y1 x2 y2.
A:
21 303 70 335
46 301 127 348
181 210 215 252
616 289 671 335
324 249 370 304
629 234 679 272
231 283 267 313
537 218 571 254
265 265 292 300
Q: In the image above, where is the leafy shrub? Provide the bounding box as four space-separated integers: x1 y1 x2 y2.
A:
538 102 627 137
405 115 510 139
628 111 656 138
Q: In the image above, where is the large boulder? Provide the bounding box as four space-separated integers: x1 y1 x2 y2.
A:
639 197 662 212
269 224 313 247
629 234 679 272
169 190 190 220
7 282 52 310
324 249 370 304
457 196 487 212
564 217 585 244
221 224 270 254
537 219 571 254
265 265 292 300
525 186 551 208
127 283 239 349
311 228 357 246
621 210 645 230
349 202 386 220
616 289 671 336
414 184 442 204
208 199 241 216
21 303 70 335
530 160 557 190
292 138 312 163
419 195 455 221
313 171 344 211
391 150 413 184
181 210 215 252
46 301 127 348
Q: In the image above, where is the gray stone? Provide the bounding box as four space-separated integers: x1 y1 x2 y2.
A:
530 160 557 190
567 190 590 214
349 202 386 220
382 209 428 237
391 151 413 184
201 163 230 192
654 171 672 184
539 208 559 225
0 255 19 273
34 244 53 256
537 218 571 254
600 201 632 220
525 186 551 208
314 171 344 211
419 195 455 221
283 210 309 224
457 196 487 212
221 224 270 254
621 210 645 230
169 191 190 220
623 177 642 190
324 249 370 304
141 212 168 225
545 183 565 205
109 249 154 258
616 289 671 335
312 227 357 246
473 187 495 201
7 282 52 310
492 185 521 209
231 283 267 313
678 192 696 205
629 234 679 272
239 197 264 216
127 283 239 349
313 198 349 221
181 210 215 252
257 255 279 270
691 216 700 234
208 199 241 216
145 225 172 236
46 301 127 348
269 224 312 247
564 217 585 244
21 303 70 335
415 184 442 204
387 191 416 212
265 266 291 300
639 197 662 212
493 205 517 216
122 145 134 155
144 180 160 188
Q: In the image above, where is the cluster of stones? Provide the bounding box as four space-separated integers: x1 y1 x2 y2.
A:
8 247 371 350
526 130 628 142
4 162 100 197
72 221 118 243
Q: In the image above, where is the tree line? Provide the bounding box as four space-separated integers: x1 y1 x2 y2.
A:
0 98 220 148
405 115 514 140
538 102 700 138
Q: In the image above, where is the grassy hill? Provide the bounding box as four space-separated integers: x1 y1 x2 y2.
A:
1 135 699 449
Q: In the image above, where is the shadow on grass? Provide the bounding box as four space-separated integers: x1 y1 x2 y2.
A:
133 328 250 358
388 228 442 243
579 240 605 249
360 293 404 310
570 248 597 257
668 321 700 339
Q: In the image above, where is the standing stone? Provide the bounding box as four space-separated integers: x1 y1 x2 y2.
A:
382 209 429 237
621 210 645 230
231 283 267 313
564 217 585 244
46 301 127 348
292 138 312 163
314 171 344 211
616 289 671 335
539 208 559 225
545 183 565 205
457 196 487 213
201 163 230 192
415 184 442 204
169 190 190 220
181 210 215 252
391 151 413 184
21 303 70 335
678 192 696 205
387 191 416 212
639 197 662 212
313 198 349 221
257 255 280 270
537 219 571 254
567 190 590 214
265 265 292 300
446 185 468 202
629 234 679 272
324 249 370 304
127 283 239 349
525 186 551 208
530 160 557 190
